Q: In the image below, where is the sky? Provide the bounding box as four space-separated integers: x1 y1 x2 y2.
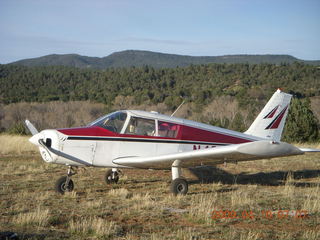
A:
0 0 319 63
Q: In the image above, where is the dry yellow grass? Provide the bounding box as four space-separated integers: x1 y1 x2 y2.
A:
12 206 49 227
69 217 118 237
302 230 320 240
283 171 295 198
230 187 255 208
302 184 320 212
239 231 260 240
1 137 320 239
83 198 104 209
188 192 218 225
130 192 156 211
107 188 131 199
0 134 37 156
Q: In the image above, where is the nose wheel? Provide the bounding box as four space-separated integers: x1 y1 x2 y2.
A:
105 168 120 184
55 176 74 194
55 166 76 194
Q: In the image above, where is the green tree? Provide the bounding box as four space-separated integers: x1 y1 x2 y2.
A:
283 98 319 142
229 113 246 132
8 122 27 135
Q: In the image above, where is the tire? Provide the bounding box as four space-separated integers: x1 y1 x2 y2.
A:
55 176 74 194
171 178 188 195
105 169 119 184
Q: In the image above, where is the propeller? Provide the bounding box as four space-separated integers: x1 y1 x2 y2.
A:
25 119 43 146
25 119 39 136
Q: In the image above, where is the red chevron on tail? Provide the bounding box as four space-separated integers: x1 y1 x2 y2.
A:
265 105 289 129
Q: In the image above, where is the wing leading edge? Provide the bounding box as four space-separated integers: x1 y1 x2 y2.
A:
113 141 303 169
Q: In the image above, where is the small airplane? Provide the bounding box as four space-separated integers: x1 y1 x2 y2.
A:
25 89 320 195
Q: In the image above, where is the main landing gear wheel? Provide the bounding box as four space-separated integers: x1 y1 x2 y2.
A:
55 176 74 194
171 163 188 195
171 178 188 195
105 169 120 184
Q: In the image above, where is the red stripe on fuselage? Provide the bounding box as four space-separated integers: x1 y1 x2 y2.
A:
58 125 252 144
58 126 118 137
180 125 251 144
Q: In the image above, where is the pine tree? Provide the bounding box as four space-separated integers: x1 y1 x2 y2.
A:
283 98 319 142
230 113 246 132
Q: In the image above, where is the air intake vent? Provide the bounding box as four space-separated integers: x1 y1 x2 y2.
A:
45 138 52 148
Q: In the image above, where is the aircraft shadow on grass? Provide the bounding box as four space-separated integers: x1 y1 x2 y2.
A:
188 166 320 187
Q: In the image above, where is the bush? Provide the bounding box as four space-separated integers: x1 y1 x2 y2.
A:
7 122 27 135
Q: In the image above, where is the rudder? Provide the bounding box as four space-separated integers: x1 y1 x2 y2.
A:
245 89 292 141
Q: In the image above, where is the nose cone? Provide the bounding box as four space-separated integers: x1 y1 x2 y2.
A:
30 129 61 163
29 133 44 146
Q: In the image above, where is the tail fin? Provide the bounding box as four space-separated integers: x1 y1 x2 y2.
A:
245 89 292 141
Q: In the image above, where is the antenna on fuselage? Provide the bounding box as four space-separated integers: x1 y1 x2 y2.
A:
171 97 185 117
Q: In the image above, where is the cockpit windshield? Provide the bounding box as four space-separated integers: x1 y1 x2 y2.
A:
88 111 127 133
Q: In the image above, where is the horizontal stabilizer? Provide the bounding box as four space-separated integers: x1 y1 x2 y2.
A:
299 148 320 153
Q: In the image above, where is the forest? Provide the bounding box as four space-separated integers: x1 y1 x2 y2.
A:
0 62 319 142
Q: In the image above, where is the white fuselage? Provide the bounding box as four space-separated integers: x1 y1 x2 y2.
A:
30 110 260 168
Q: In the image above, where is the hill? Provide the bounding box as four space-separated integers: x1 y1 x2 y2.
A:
10 54 104 69
9 50 320 69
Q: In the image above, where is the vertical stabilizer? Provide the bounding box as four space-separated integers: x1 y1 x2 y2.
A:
245 89 292 141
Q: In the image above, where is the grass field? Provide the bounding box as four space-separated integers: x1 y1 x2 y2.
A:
0 135 320 239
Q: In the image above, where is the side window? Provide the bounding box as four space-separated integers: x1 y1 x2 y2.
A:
158 121 179 138
125 117 155 136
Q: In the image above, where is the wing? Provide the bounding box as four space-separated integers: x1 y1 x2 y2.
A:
113 140 303 169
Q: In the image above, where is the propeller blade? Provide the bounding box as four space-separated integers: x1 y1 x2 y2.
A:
25 119 39 136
